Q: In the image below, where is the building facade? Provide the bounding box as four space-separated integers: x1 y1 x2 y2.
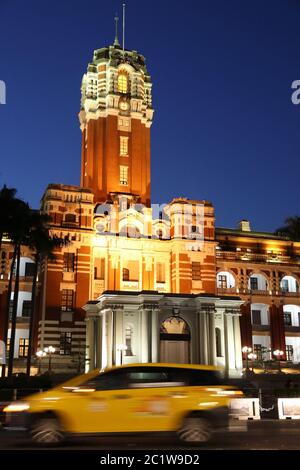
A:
1 37 300 376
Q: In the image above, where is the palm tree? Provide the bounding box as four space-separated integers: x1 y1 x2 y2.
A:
25 212 64 376
1 246 17 378
0 185 17 251
276 217 300 241
6 200 32 377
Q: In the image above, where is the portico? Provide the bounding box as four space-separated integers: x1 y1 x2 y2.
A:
83 291 243 377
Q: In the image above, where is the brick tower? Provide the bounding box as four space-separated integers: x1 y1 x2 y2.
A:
79 40 154 207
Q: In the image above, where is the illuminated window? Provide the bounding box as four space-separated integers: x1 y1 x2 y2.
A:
120 165 128 185
61 289 74 312
60 332 72 356
286 345 294 361
120 136 129 156
118 73 128 94
218 275 227 289
63 253 75 272
19 338 29 358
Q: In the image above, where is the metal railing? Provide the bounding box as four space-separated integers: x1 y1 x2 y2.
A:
216 250 297 265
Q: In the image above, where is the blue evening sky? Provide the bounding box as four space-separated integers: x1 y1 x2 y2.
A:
0 0 300 232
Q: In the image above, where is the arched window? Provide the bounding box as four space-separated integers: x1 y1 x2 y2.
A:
118 73 128 94
215 328 222 357
160 316 190 337
217 271 235 289
280 275 299 294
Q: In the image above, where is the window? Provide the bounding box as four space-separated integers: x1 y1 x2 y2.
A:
215 328 222 357
250 277 258 291
252 310 261 325
22 300 32 317
218 275 227 289
125 326 133 356
281 279 289 293
64 213 76 224
84 369 130 391
118 73 128 94
127 370 170 388
123 268 130 281
25 262 35 277
120 136 129 156
19 338 29 358
284 312 292 326
61 289 74 312
286 345 294 361
60 332 72 355
192 262 201 280
63 253 75 272
156 262 165 283
120 165 128 185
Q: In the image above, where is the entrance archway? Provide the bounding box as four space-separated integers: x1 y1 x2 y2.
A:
160 316 191 364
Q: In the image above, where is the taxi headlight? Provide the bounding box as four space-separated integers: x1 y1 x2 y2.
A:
3 402 30 413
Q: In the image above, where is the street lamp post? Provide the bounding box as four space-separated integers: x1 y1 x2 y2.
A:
36 350 46 375
44 346 55 372
117 344 128 365
242 346 252 371
273 349 284 373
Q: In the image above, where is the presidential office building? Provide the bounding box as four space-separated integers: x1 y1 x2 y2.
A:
1 34 300 376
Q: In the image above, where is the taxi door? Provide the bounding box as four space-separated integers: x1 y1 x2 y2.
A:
73 369 133 433
110 367 187 433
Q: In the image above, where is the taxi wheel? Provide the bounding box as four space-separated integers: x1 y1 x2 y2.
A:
177 416 212 444
31 416 65 446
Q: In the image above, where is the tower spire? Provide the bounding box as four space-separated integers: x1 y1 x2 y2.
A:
114 13 120 47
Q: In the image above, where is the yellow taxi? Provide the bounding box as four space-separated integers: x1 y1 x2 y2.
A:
4 363 243 445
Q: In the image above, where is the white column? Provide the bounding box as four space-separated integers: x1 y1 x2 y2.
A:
151 309 159 362
199 311 208 364
115 309 124 366
209 311 217 366
141 309 149 363
86 317 95 372
101 311 107 368
106 310 114 367
95 317 102 369
225 314 237 376
233 315 243 372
